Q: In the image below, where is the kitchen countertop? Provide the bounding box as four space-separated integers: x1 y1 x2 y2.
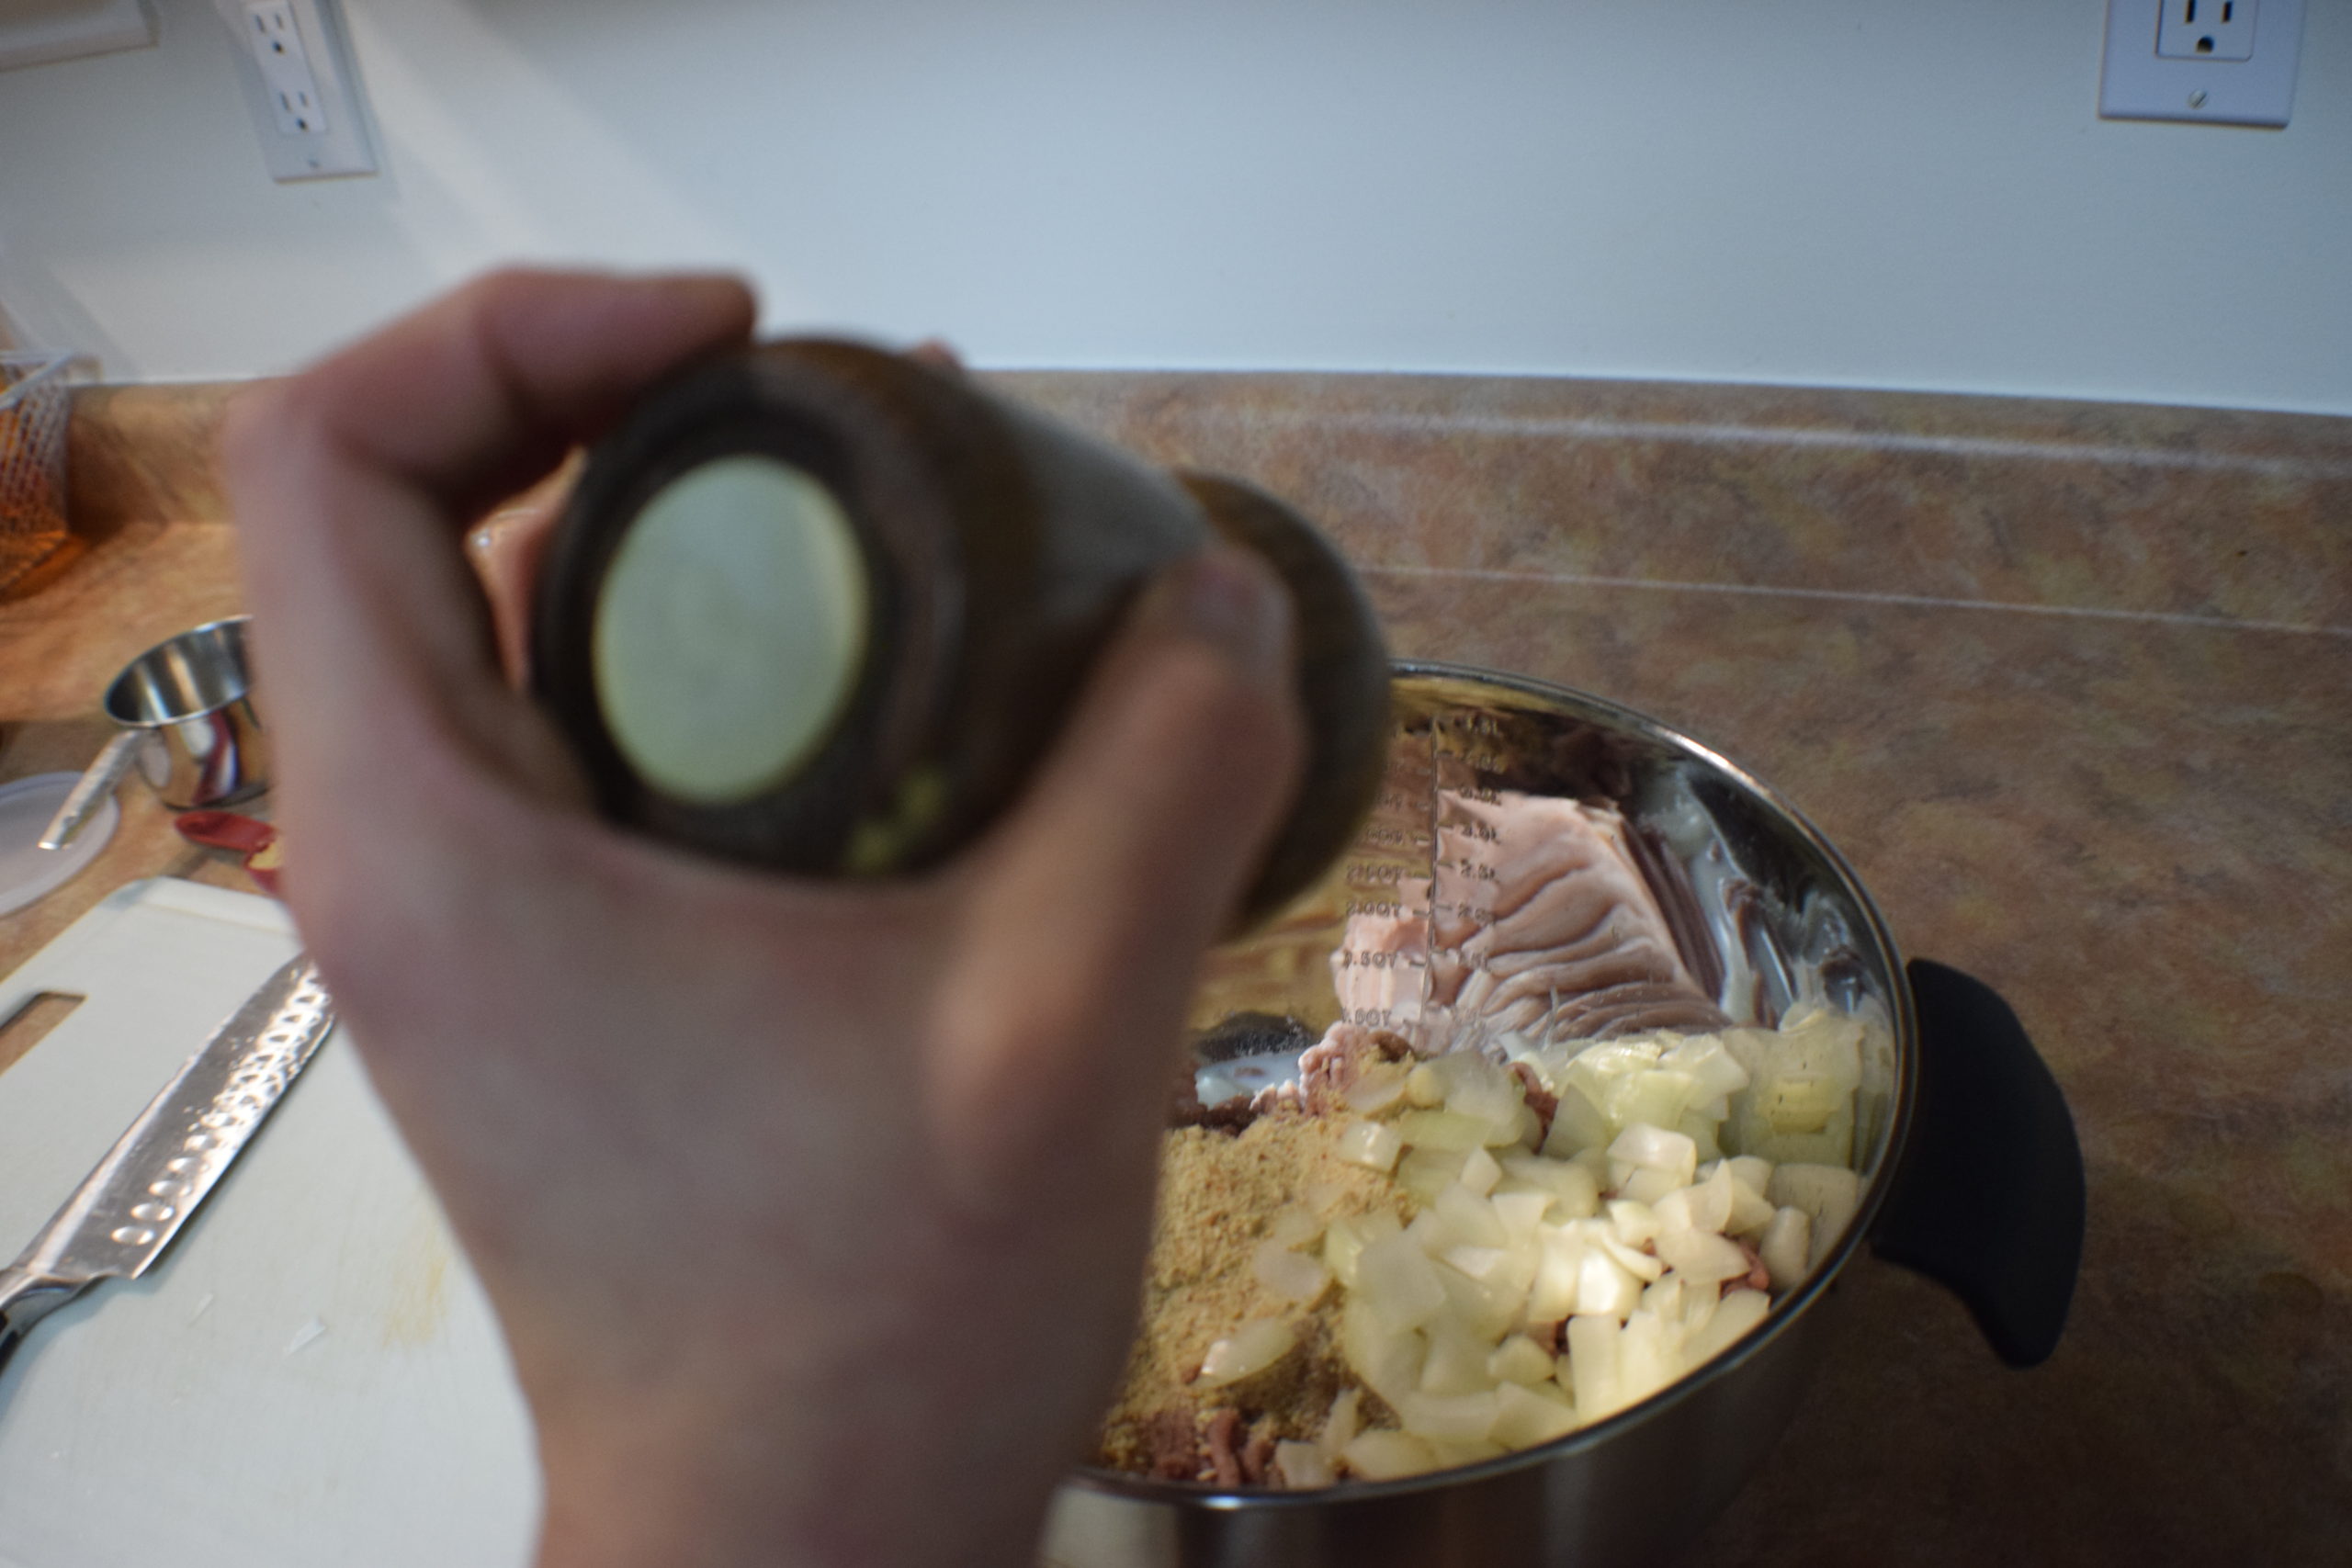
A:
3 373 2346 1563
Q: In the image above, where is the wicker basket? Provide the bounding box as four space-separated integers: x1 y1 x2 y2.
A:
0 353 74 597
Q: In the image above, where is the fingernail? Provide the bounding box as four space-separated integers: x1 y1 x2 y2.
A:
1170 545 1292 676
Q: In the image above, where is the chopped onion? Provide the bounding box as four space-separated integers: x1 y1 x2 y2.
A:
1608 1122 1699 1184
1458 1145 1503 1197
1274 1440 1335 1489
1527 1229 1585 1322
1267 1205 1323 1250
1606 1198 1660 1247
1769 1163 1861 1268
1487 1334 1557 1387
1398 1109 1509 1153
1491 1190 1551 1241
1654 1227 1748 1285
1340 1297 1425 1407
1343 1063 1410 1115
1338 1119 1404 1174
1433 1183 1509 1249
1400 1389 1500 1444
1491 1380 1580 1448
1685 1287 1771 1365
1197 1317 1295 1388
1357 1234 1449 1331
1343 1429 1442 1481
1759 1205 1812 1289
1574 1243 1643 1319
1565 1314 1624 1419
1254 1239 1332 1303
1318 1387 1363 1457
1501 1153 1601 1218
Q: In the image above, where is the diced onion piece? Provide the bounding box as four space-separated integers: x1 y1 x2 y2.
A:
1303 1179 1351 1216
1609 1122 1699 1184
1759 1205 1812 1289
1528 1229 1585 1322
1343 1063 1410 1115
1274 1439 1335 1489
1338 1119 1404 1174
1196 1317 1295 1388
1343 1429 1442 1482
1426 1437 1509 1468
1396 1109 1494 1153
1267 1205 1323 1250
1566 1314 1625 1420
1319 1387 1363 1457
1417 1313 1498 1395
1435 1249 1526 1339
1434 1183 1510 1248
1340 1298 1427 1407
1724 1172 1777 1237
1596 1231 1665 1283
1357 1234 1449 1330
1615 1308 1679 1406
1254 1239 1332 1303
1442 1244 1509 1283
1769 1163 1862 1268
1397 1146 1470 1204
1399 1390 1500 1445
1679 1165 1737 1234
1501 1153 1601 1218
1491 1380 1581 1449
1655 1227 1748 1285
1540 1083 1612 1158
1491 1190 1550 1241
1574 1243 1643 1318
1404 1063 1447 1108
1487 1334 1557 1387
1323 1215 1367 1289
1722 1155 1774 1194
1430 1052 1523 1132
1606 1198 1660 1247
1685 1287 1771 1365
1458 1145 1503 1197
1615 1165 1685 1206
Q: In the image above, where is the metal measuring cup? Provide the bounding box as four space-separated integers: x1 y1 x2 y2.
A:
38 616 269 852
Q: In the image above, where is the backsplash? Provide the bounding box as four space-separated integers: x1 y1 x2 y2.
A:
70 373 2352 634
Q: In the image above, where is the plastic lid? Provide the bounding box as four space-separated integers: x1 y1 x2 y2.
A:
0 772 119 917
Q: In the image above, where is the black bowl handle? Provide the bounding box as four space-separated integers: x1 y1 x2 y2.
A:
1867 959 2085 1368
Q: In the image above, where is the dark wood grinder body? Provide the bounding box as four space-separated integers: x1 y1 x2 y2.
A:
530 339 1389 926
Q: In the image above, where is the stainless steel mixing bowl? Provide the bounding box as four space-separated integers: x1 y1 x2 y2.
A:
1042 662 2084 1568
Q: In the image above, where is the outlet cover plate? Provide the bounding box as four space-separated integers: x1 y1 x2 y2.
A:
213 0 377 179
2101 0 2306 127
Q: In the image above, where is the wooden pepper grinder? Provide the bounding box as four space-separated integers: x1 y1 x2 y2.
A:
530 339 1389 926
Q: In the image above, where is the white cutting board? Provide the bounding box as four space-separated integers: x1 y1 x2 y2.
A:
0 879 536 1568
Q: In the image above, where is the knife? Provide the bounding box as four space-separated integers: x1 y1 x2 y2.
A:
0 954 334 1377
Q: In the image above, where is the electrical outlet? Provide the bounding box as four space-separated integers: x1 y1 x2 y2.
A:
242 3 325 135
2157 0 2256 61
2101 0 2304 126
214 0 377 180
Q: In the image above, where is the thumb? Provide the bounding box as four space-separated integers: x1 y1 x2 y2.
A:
929 545 1307 1178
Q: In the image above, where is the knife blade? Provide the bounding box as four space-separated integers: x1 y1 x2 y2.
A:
0 953 334 1377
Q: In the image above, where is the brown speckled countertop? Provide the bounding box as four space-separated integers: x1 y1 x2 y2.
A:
4 373 2347 1562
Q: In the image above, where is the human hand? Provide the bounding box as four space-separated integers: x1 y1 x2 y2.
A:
221 271 1305 1568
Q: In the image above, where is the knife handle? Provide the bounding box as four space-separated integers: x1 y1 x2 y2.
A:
0 1264 83 1381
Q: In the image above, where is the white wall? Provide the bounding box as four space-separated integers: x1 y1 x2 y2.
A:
0 0 2346 413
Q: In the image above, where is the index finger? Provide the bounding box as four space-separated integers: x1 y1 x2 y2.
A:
223 270 756 822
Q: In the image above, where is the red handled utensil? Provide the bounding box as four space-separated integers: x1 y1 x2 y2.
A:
174 810 281 897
